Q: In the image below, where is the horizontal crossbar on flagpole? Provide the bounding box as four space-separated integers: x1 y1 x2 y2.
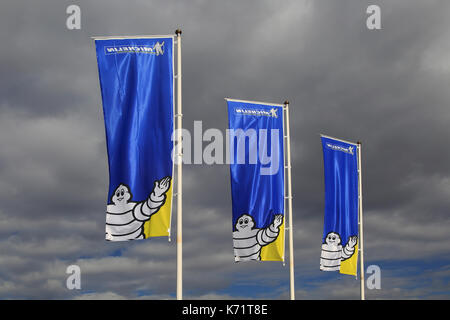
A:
320 133 358 146
91 35 175 40
224 98 285 107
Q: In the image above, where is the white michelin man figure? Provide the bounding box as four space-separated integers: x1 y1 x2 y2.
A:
233 214 283 262
154 41 164 56
269 108 278 118
105 176 171 241
320 232 358 271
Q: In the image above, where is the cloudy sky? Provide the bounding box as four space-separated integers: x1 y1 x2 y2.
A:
0 0 449 299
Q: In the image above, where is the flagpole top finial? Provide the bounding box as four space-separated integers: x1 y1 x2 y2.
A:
175 29 182 36
284 100 289 105
357 141 362 145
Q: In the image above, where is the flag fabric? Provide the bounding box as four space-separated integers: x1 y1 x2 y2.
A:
95 37 174 241
227 99 285 262
320 135 359 275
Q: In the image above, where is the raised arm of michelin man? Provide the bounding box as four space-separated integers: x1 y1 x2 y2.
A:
256 214 283 246
133 176 171 222
341 235 358 260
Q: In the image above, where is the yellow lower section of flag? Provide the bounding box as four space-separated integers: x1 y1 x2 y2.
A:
340 244 358 276
260 220 285 262
143 184 173 238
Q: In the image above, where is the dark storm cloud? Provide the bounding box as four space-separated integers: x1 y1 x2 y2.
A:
0 0 449 299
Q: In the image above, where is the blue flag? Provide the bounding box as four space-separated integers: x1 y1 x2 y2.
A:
320 135 359 275
95 37 174 241
227 99 285 262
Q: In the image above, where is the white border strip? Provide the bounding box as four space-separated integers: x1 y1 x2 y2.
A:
320 134 358 146
282 103 286 265
91 35 175 40
168 36 176 241
225 98 285 108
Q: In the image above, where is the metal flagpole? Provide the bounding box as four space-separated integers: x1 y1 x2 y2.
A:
357 141 365 300
175 29 183 301
284 100 295 300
